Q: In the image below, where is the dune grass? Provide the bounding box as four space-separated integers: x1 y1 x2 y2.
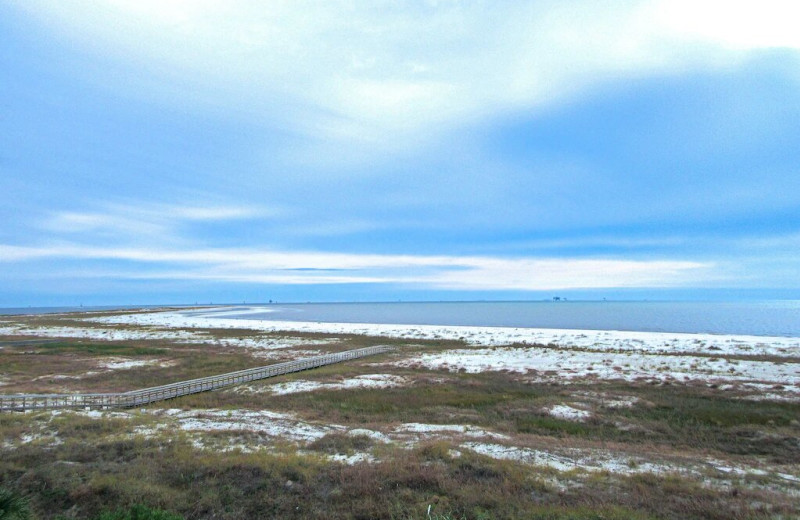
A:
3 429 794 520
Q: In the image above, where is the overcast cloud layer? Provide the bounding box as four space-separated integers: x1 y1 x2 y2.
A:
1 1 799 305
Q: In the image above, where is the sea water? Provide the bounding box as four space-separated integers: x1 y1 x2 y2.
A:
200 300 800 337
3 300 798 337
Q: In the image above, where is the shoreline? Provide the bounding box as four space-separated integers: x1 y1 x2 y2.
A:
3 300 800 337
2 307 798 397
90 308 800 354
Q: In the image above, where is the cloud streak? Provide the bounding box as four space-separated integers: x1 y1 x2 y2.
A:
0 242 711 291
41 203 276 237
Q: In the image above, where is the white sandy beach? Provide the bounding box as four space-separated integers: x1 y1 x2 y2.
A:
77 307 799 390
86 307 800 357
2 307 797 393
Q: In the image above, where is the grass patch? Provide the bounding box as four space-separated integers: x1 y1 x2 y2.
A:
254 371 547 424
629 388 799 428
244 375 800 460
4 438 792 520
80 505 183 520
514 415 596 436
0 486 31 520
30 342 167 356
306 433 373 455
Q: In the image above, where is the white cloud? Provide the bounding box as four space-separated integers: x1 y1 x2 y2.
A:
0 242 712 290
42 212 166 236
0 245 46 262
654 0 800 50
160 205 265 221
41 203 273 236
14 0 799 161
425 258 713 290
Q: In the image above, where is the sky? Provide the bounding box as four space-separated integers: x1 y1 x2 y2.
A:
1 0 799 306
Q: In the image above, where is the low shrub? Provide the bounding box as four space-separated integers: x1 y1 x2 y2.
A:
89 504 183 520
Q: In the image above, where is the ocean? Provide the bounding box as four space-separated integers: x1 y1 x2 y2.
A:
3 301 799 337
187 300 800 337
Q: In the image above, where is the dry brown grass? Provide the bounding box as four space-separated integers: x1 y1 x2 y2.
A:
2 426 796 520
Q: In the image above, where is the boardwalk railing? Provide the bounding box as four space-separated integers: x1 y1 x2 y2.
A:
0 345 394 412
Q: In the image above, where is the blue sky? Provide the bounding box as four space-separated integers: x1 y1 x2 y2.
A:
1 1 799 306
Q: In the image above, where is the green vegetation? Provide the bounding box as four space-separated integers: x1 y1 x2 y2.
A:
307 433 374 455
0 488 30 520
2 434 791 520
214 374 800 459
88 505 183 520
29 342 167 356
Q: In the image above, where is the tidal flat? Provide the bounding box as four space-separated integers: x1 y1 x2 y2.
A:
1 308 799 519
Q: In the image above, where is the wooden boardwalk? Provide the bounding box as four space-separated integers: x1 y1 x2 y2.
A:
0 345 393 412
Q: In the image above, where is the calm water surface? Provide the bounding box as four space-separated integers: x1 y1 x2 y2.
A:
212 301 800 337
3 301 799 337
